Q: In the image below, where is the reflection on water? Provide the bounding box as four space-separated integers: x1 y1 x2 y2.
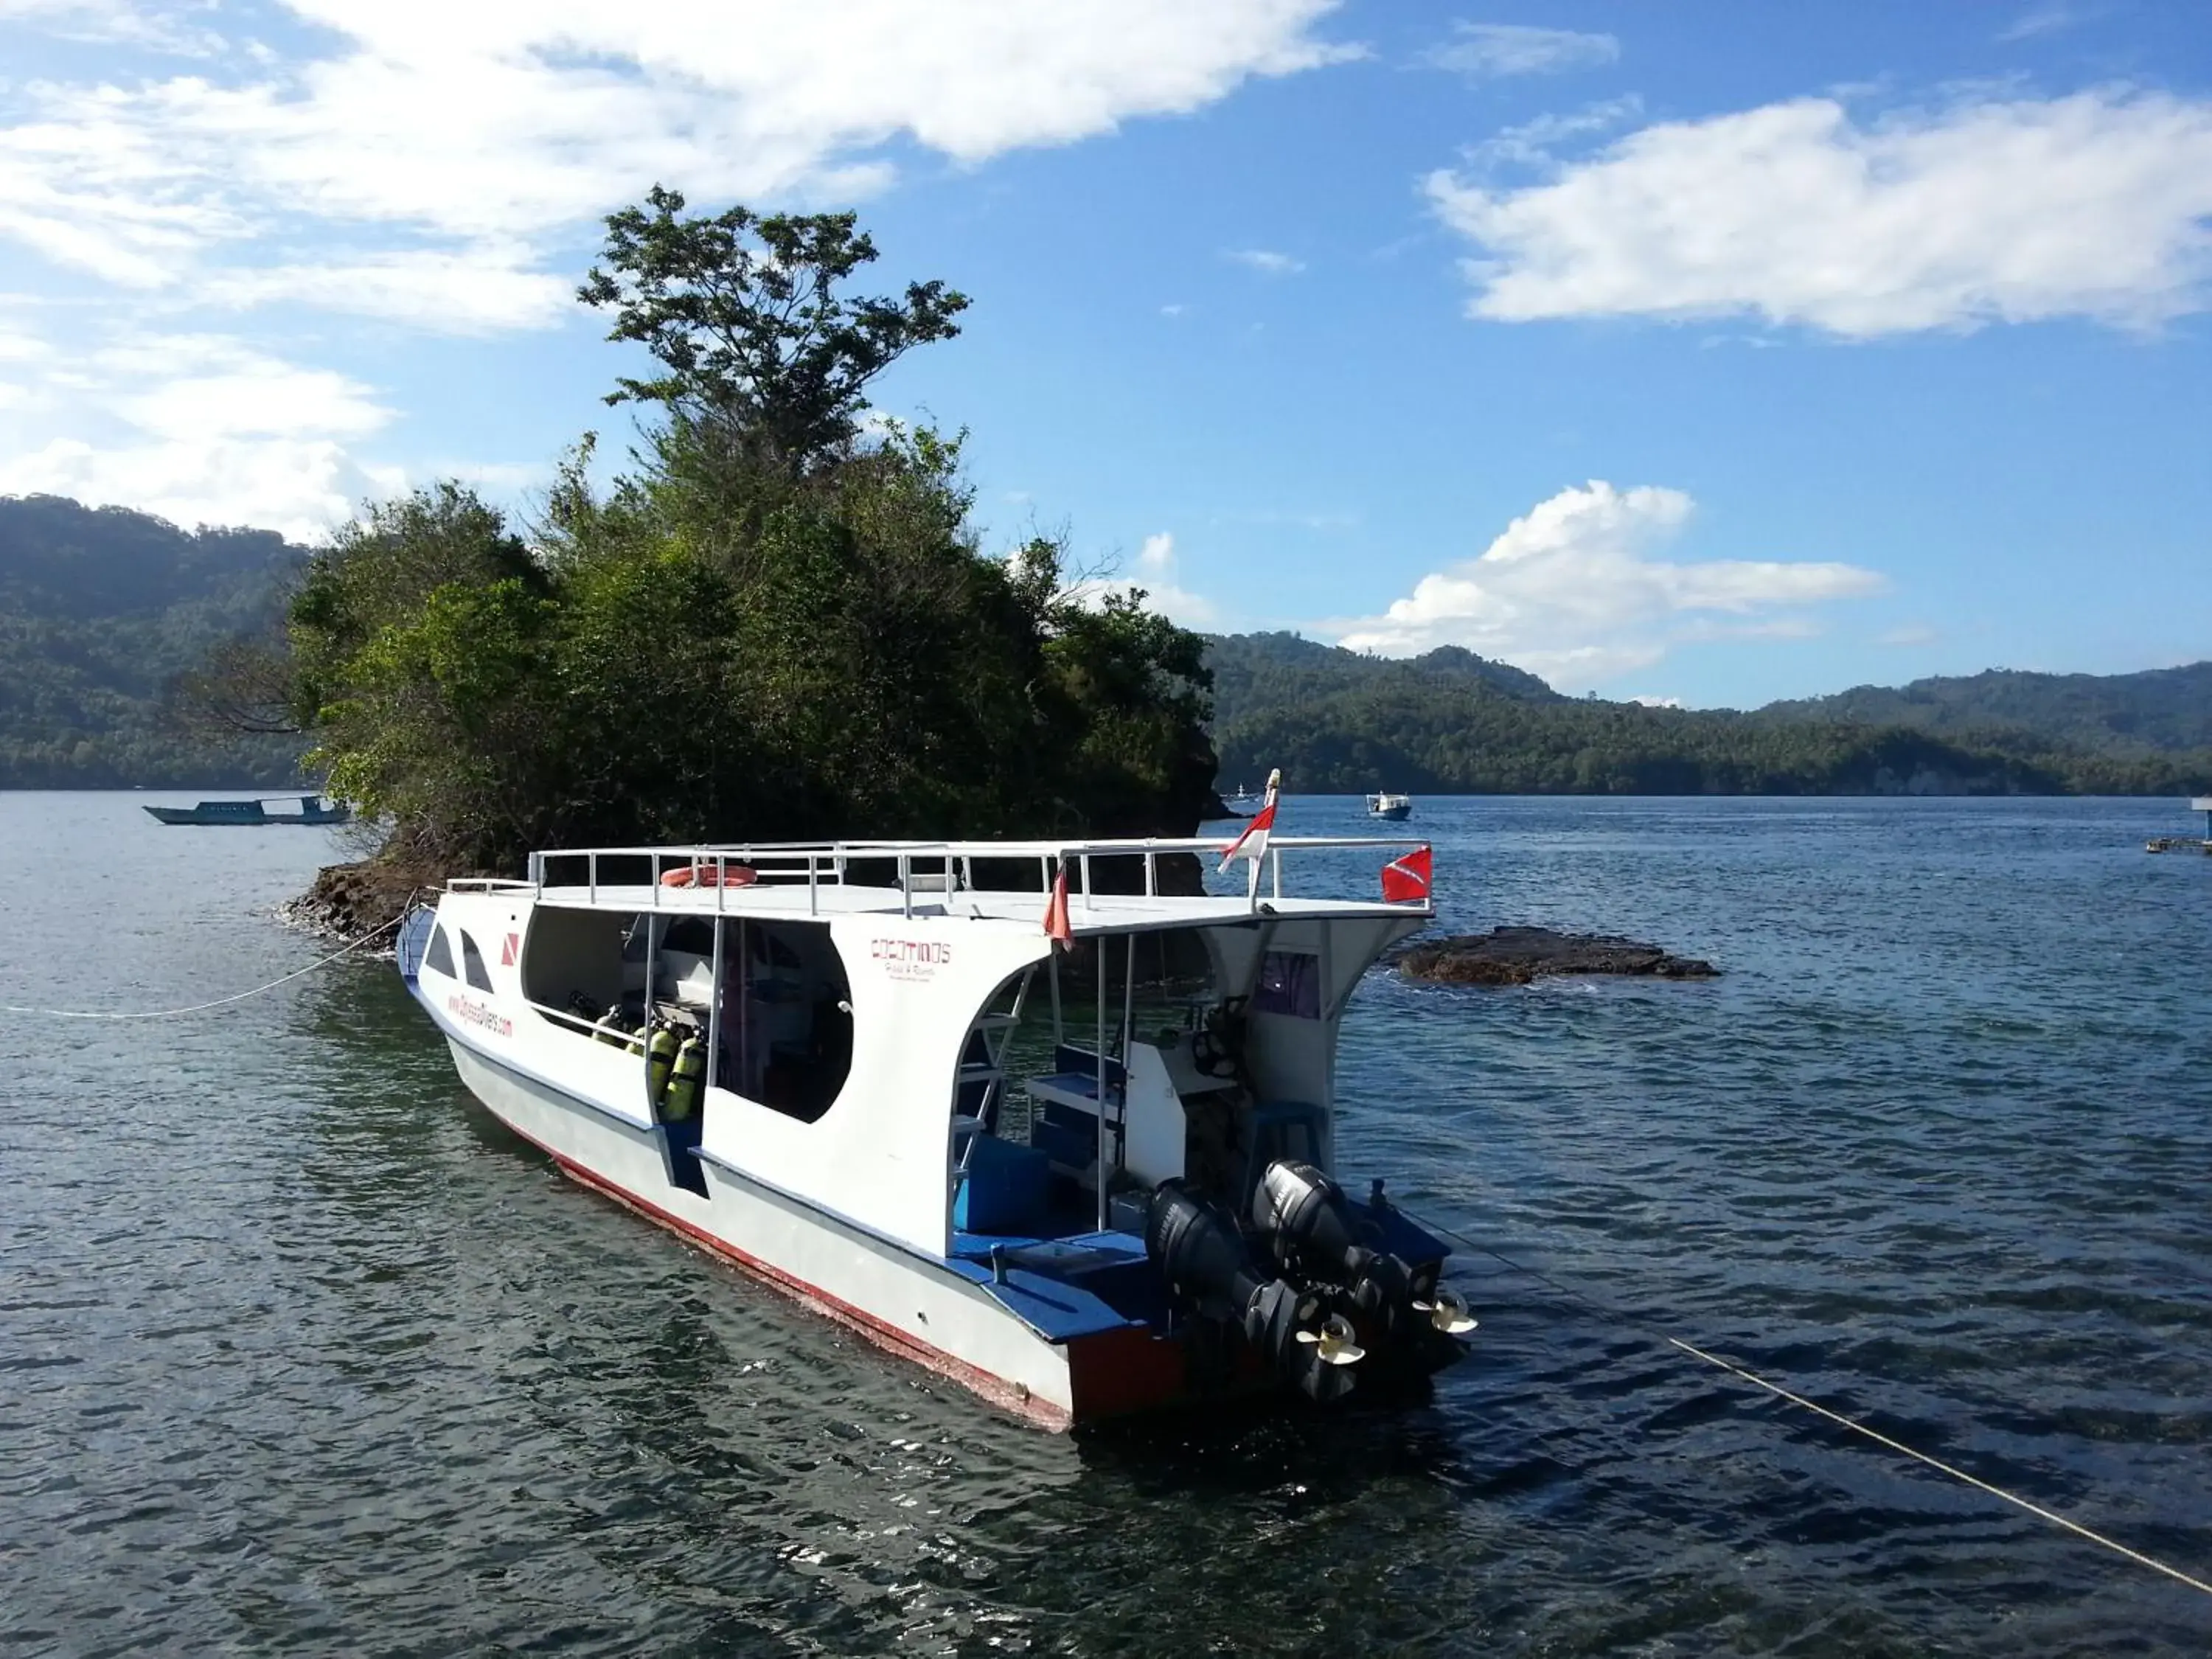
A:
2 791 2210 1655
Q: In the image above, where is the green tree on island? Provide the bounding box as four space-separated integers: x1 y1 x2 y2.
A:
267 188 1216 871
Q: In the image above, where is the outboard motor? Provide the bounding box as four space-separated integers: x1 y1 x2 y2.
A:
1251 1160 1422 1338
1144 1183 1363 1402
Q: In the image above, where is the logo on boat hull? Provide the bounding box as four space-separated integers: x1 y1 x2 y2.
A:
448 994 513 1038
871 937 952 982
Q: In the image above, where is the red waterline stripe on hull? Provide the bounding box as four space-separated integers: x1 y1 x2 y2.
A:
495 1115 1074 1430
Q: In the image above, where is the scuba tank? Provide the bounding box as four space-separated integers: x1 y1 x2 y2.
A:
646 1025 679 1104
664 1036 705 1123
593 1009 632 1049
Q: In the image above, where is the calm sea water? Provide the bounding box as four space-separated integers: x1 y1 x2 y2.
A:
3 792 2209 1657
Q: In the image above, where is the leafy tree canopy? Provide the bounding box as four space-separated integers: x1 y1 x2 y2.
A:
577 187 970 476
251 191 1213 870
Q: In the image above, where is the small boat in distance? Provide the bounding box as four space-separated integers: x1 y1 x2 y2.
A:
1200 783 1261 823
2146 796 2212 855
144 795 352 827
1367 792 1412 822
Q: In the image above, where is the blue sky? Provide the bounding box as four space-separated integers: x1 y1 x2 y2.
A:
1 1 2208 708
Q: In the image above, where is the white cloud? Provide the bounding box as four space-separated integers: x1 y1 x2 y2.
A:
196 252 575 333
1469 95 1642 169
1426 23 1618 80
1130 530 1219 624
1877 623 1939 647
0 324 52 362
0 327 397 539
0 0 223 53
0 434 385 540
119 361 387 442
0 0 1356 530
1071 530 1219 625
1429 88 2212 335
1334 481 1882 687
1226 248 1305 275
1627 694 1682 709
1999 3 2099 41
1 2 1355 313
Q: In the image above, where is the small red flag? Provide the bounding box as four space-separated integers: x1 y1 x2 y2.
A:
501 931 520 966
1381 845 1431 903
1043 865 1072 945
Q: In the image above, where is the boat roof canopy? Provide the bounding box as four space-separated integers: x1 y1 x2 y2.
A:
456 836 1433 935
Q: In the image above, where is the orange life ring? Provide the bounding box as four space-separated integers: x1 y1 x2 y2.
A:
658 864 758 888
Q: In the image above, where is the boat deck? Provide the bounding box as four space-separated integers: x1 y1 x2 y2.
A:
944 1229 1167 1340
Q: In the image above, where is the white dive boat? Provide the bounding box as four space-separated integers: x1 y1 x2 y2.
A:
396 835 1474 1428
1366 793 1412 822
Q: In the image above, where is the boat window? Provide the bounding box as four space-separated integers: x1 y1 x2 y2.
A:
662 916 714 956
519 907 627 1021
714 920 852 1123
423 925 456 978
459 929 495 992
1251 950 1321 1019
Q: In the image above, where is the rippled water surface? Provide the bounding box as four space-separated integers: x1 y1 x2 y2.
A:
4 792 2210 1656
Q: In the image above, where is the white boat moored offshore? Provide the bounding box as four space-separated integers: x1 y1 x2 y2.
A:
1366 792 1413 822
396 833 1472 1428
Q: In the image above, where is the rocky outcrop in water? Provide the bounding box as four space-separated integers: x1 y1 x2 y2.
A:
1389 926 1719 987
281 859 454 942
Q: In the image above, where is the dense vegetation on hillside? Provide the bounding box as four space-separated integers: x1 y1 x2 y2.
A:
0 496 305 787
11 498 2212 802
250 192 1217 869
1763 664 2212 757
1206 633 2212 796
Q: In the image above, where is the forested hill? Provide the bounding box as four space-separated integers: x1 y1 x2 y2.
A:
1760 664 2212 756
0 495 307 787
1208 630 1563 728
4 490 2210 798
1204 634 2212 796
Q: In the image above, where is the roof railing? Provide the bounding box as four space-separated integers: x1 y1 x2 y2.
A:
519 835 1433 921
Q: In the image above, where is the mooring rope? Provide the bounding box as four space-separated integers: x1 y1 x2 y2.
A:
1410 1205 2212 1601
0 911 408 1021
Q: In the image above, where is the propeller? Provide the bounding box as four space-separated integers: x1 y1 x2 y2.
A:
1294 1312 1366 1367
1413 1286 1478 1335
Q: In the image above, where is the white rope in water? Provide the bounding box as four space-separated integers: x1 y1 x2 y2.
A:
1663 1335 2212 1599
0 912 407 1020
1412 1207 2212 1601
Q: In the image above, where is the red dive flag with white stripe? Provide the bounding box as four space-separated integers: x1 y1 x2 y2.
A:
1042 863 1072 945
1381 844 1432 903
1217 768 1281 874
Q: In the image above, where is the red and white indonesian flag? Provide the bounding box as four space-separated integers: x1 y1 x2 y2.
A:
1218 768 1281 880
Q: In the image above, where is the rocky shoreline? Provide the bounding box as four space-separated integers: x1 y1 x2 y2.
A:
1388 926 1719 987
280 858 459 942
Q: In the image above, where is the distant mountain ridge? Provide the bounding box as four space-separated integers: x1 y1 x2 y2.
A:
4 493 2208 796
1760 664 2212 757
1202 633 2212 796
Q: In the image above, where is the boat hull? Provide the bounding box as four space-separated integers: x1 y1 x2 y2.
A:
436 1026 1181 1429
143 804 351 826
1369 804 1411 822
